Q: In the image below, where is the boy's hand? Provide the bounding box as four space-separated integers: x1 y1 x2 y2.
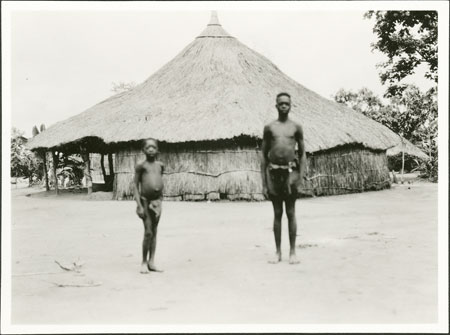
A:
136 206 145 219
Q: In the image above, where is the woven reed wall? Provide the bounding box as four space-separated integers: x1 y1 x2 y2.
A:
304 147 391 196
112 144 390 201
113 147 263 201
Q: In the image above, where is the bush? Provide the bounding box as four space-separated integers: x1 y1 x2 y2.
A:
387 153 420 173
11 128 43 185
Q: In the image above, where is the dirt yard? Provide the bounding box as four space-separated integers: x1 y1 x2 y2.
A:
9 181 438 325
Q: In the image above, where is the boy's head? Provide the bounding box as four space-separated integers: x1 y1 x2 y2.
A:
142 138 159 158
275 92 291 115
276 92 291 102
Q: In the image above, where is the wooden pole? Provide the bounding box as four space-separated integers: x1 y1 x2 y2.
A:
100 154 107 183
43 151 49 191
108 153 114 177
108 153 114 185
81 151 92 195
52 151 59 195
401 137 405 184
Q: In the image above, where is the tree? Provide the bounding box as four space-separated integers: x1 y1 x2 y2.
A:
333 87 392 126
11 128 27 179
389 85 437 142
333 85 438 180
365 11 437 97
399 86 438 180
11 128 42 185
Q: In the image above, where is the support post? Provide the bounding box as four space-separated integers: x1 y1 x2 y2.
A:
52 151 59 195
43 151 50 191
81 150 93 195
400 137 405 184
100 154 107 183
108 152 114 185
108 153 114 178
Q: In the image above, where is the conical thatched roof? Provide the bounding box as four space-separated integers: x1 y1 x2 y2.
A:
28 12 418 156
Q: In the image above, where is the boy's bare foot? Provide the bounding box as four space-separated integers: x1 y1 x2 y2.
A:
268 252 282 264
289 254 300 264
140 263 150 274
148 262 163 272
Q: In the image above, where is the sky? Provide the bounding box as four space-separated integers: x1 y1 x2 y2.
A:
4 2 439 137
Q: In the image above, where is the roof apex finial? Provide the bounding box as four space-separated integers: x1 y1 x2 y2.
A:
208 10 220 25
197 10 232 38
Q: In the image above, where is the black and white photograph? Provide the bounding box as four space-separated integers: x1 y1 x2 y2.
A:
1 1 448 333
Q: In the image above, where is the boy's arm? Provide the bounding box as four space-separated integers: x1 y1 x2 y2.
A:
296 124 307 181
159 162 165 201
261 125 271 197
133 164 144 210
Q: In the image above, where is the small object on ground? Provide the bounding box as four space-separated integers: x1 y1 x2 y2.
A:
54 259 84 272
73 259 85 267
298 243 318 248
55 260 74 271
51 280 102 288
342 235 359 239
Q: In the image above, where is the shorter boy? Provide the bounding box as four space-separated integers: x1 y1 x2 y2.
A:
133 138 164 274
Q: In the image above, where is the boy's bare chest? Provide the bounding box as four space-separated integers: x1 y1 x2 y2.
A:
270 123 297 140
142 163 162 175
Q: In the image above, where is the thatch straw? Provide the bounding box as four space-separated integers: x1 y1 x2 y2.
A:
27 13 416 158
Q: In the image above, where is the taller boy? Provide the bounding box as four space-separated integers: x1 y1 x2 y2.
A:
261 93 306 264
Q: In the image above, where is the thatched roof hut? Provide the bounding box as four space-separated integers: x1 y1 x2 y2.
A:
387 141 427 159
28 12 424 200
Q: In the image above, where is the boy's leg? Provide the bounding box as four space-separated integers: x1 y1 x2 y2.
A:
140 199 153 274
269 197 283 264
147 215 163 272
285 197 300 264
147 200 163 272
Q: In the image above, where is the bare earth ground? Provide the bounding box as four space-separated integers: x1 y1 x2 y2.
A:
10 181 437 324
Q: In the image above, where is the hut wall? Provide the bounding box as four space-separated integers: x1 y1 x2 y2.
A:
113 146 263 201
303 146 391 196
113 144 391 201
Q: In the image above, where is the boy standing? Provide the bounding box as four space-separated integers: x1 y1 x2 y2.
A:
261 93 306 264
133 138 164 273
